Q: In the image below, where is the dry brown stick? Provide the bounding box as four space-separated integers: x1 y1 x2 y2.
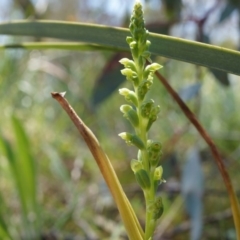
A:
155 71 240 235
51 92 144 240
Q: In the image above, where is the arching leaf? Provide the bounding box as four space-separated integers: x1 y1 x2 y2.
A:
203 34 230 86
0 21 240 75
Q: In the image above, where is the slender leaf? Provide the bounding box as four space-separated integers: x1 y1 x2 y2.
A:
181 148 204 240
0 21 240 75
0 133 28 215
0 133 27 214
0 120 39 239
11 116 40 239
203 34 230 86
12 116 37 212
219 2 236 23
210 68 230 86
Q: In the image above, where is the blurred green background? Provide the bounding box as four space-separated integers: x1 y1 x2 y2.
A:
0 0 240 239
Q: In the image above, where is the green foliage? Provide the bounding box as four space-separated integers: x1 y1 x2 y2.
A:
0 116 40 239
0 1 240 239
0 21 240 75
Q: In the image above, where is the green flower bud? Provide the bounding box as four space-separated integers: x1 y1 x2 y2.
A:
126 36 133 44
120 104 132 113
137 80 152 101
121 68 137 78
147 73 154 82
118 132 145 149
131 159 143 173
147 105 161 131
129 2 146 42
119 58 136 71
120 104 139 127
154 166 163 181
135 169 151 190
121 68 139 84
119 88 138 106
131 134 145 149
147 140 162 166
143 63 162 79
145 63 162 73
118 132 132 145
141 51 151 61
129 41 137 50
153 174 166 192
152 197 164 220
139 31 148 45
140 99 154 118
147 140 162 152
146 40 151 48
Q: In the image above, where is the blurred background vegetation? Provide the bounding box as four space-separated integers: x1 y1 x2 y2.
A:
0 0 240 239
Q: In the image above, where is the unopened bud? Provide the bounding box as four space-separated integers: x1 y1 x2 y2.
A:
118 132 145 149
121 68 138 84
147 105 160 130
147 140 162 167
152 197 164 220
131 159 142 173
119 58 136 71
120 104 139 127
119 88 138 106
137 80 152 101
135 169 151 190
154 166 163 181
140 99 154 118
143 63 162 79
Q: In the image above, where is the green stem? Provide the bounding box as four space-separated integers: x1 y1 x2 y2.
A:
135 85 156 240
144 175 157 239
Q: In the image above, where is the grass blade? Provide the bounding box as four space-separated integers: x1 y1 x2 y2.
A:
11 116 37 215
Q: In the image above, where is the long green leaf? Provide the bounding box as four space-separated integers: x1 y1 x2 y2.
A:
0 133 28 215
11 116 40 238
11 116 36 212
0 42 127 52
0 21 240 75
0 120 39 239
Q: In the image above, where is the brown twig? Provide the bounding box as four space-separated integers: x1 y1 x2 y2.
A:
51 92 144 240
155 71 240 235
